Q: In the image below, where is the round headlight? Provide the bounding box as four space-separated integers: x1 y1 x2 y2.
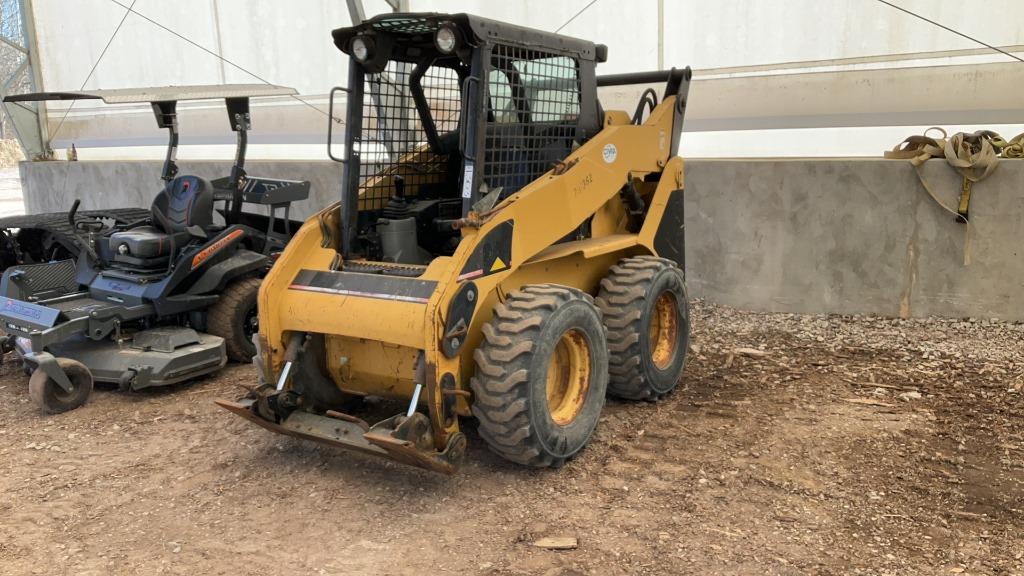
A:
435 25 458 54
117 243 129 255
352 36 373 62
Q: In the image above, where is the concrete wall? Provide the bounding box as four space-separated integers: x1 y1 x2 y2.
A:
684 159 1024 320
20 160 343 219
19 157 1024 320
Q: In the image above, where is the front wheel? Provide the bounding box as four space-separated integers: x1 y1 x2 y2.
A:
28 358 94 414
471 284 608 468
207 277 262 362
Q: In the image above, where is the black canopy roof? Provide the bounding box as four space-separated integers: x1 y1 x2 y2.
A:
3 84 297 104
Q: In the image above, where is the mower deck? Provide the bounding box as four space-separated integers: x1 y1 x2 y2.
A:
48 328 225 389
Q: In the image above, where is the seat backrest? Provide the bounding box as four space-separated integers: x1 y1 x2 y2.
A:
151 175 214 233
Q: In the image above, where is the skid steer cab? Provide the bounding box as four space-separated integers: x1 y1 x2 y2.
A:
217 13 694 474
0 85 311 414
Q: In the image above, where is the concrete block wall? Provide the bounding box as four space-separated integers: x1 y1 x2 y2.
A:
20 158 1024 320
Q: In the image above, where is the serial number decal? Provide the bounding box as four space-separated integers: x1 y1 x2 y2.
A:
191 229 245 270
6 322 31 333
573 173 593 196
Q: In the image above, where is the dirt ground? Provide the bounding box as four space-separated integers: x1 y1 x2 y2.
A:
1 301 1022 575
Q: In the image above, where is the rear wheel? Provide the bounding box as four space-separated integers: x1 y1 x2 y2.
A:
471 285 608 467
208 277 262 362
597 256 690 400
29 358 94 414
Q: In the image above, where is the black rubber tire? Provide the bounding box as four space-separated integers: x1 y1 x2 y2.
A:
471 284 608 467
28 358 94 414
596 256 690 400
207 277 262 362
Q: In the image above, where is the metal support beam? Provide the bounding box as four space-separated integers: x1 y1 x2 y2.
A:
0 0 49 159
345 0 365 25
599 60 1024 132
656 0 664 70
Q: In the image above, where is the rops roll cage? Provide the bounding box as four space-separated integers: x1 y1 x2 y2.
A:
326 13 692 259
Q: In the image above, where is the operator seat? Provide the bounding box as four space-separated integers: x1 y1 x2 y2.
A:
108 175 215 268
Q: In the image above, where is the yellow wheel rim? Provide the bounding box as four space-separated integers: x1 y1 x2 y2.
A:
545 329 592 426
648 291 679 370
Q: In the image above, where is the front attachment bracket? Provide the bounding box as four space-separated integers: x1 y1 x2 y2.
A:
215 396 466 475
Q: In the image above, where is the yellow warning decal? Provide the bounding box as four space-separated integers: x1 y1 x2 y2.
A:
490 256 508 272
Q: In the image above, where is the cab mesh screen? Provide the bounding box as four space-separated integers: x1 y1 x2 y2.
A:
357 62 461 210
484 44 581 198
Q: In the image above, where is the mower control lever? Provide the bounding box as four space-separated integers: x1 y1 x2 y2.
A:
68 199 80 229
66 199 101 261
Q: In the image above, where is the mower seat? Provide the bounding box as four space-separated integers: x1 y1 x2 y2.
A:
108 175 214 267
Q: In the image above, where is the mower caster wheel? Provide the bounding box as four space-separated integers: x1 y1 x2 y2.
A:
28 358 94 414
118 369 137 392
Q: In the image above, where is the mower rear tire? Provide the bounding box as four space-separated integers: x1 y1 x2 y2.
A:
471 284 608 468
597 256 690 400
208 276 261 362
29 358 93 414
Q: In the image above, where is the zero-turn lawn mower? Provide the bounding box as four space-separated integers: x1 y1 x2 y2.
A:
218 13 692 474
0 85 310 413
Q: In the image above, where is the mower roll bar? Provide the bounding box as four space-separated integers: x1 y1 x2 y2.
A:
151 101 180 182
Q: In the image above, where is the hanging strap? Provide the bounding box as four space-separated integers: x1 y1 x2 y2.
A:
884 127 963 221
995 132 1024 159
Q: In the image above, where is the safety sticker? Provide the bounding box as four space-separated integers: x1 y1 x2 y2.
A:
461 163 475 199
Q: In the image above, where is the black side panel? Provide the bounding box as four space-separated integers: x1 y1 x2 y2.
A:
290 269 438 304
441 281 477 358
185 249 268 295
577 58 599 140
653 190 685 269
458 220 513 281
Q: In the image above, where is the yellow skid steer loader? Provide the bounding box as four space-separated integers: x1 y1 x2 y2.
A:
217 13 693 474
